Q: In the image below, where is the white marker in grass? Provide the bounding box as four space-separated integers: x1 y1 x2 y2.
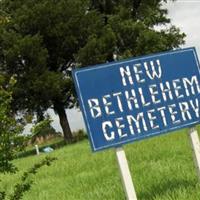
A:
35 145 40 155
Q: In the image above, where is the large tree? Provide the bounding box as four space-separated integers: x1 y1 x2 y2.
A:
0 0 185 141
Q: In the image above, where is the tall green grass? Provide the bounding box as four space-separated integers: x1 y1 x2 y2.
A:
1 128 200 200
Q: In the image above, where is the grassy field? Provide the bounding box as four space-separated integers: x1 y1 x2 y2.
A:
1 128 200 200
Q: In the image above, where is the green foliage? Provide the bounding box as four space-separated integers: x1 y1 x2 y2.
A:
0 0 93 110
1 129 200 200
0 0 185 108
9 156 57 200
0 75 48 200
0 76 24 173
31 117 57 138
77 0 185 64
0 191 6 200
0 156 56 200
0 0 186 140
73 129 88 142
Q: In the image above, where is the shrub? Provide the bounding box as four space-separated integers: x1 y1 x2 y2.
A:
0 156 57 200
0 76 25 173
73 129 88 142
31 117 59 144
0 77 58 200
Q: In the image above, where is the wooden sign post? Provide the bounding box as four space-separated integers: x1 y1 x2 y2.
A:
189 127 200 180
116 147 137 200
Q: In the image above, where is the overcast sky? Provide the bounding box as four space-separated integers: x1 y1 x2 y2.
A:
25 0 200 134
166 0 200 53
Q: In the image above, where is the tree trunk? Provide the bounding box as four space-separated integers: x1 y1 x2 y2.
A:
54 101 73 142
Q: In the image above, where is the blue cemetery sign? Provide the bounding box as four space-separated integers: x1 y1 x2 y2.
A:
73 47 200 152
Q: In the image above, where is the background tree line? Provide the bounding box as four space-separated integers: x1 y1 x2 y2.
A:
0 0 185 142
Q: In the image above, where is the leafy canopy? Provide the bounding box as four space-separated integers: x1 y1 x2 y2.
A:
0 0 185 137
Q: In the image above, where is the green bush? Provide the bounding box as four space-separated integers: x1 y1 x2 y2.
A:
0 77 57 199
1 156 57 200
30 117 59 144
0 76 25 173
73 129 88 142
31 118 56 137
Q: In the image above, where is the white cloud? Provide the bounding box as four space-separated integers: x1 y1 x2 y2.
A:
165 0 200 55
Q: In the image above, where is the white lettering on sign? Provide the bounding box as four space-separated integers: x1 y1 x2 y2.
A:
102 121 115 141
149 84 161 104
160 81 173 101
157 107 167 127
138 88 151 107
183 76 200 96
88 76 200 117
99 98 199 141
127 113 147 134
172 79 184 99
88 99 101 118
125 89 139 110
144 60 162 80
179 102 192 121
86 58 200 142
168 104 181 125
113 92 124 112
133 63 145 83
120 59 162 86
120 66 134 86
103 95 115 115
147 109 159 130
115 117 127 138
190 99 200 118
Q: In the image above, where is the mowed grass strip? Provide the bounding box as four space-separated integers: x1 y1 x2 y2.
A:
1 128 200 200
